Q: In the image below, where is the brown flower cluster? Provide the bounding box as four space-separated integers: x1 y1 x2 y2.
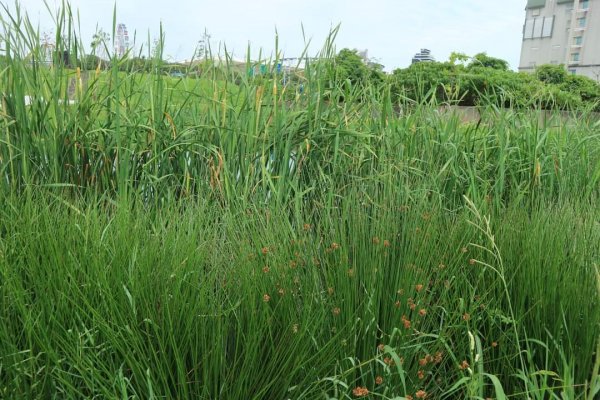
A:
401 315 411 330
352 386 369 397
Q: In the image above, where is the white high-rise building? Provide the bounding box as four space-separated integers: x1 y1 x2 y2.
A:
412 49 435 64
519 0 600 81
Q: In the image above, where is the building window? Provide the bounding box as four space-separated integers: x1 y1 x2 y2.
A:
574 36 583 45
569 69 577 75
542 16 554 37
578 17 587 27
524 16 555 39
572 52 580 62
533 17 544 37
581 0 590 9
524 19 535 38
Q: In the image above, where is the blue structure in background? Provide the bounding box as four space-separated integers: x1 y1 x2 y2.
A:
248 62 284 77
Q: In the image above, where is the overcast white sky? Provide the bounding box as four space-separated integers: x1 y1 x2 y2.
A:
14 0 526 70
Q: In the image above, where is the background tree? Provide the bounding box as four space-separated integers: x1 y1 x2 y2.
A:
194 31 211 61
91 29 110 60
535 64 567 85
334 48 369 86
448 51 470 67
468 52 509 71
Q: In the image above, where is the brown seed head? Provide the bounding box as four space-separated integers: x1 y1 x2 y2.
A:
402 316 411 330
352 387 369 397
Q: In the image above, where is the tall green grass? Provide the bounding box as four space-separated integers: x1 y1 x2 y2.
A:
2 3 598 207
1 193 598 399
1 2 599 399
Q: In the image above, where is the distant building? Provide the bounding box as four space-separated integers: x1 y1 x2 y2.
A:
519 0 600 80
357 49 369 63
412 49 435 64
114 23 130 58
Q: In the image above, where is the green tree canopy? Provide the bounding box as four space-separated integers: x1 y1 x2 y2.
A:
468 53 509 71
334 48 369 86
536 64 568 84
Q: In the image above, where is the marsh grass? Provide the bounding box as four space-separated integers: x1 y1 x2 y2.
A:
0 2 599 399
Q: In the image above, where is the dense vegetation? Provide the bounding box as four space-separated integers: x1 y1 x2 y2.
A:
1 3 599 400
329 49 600 111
